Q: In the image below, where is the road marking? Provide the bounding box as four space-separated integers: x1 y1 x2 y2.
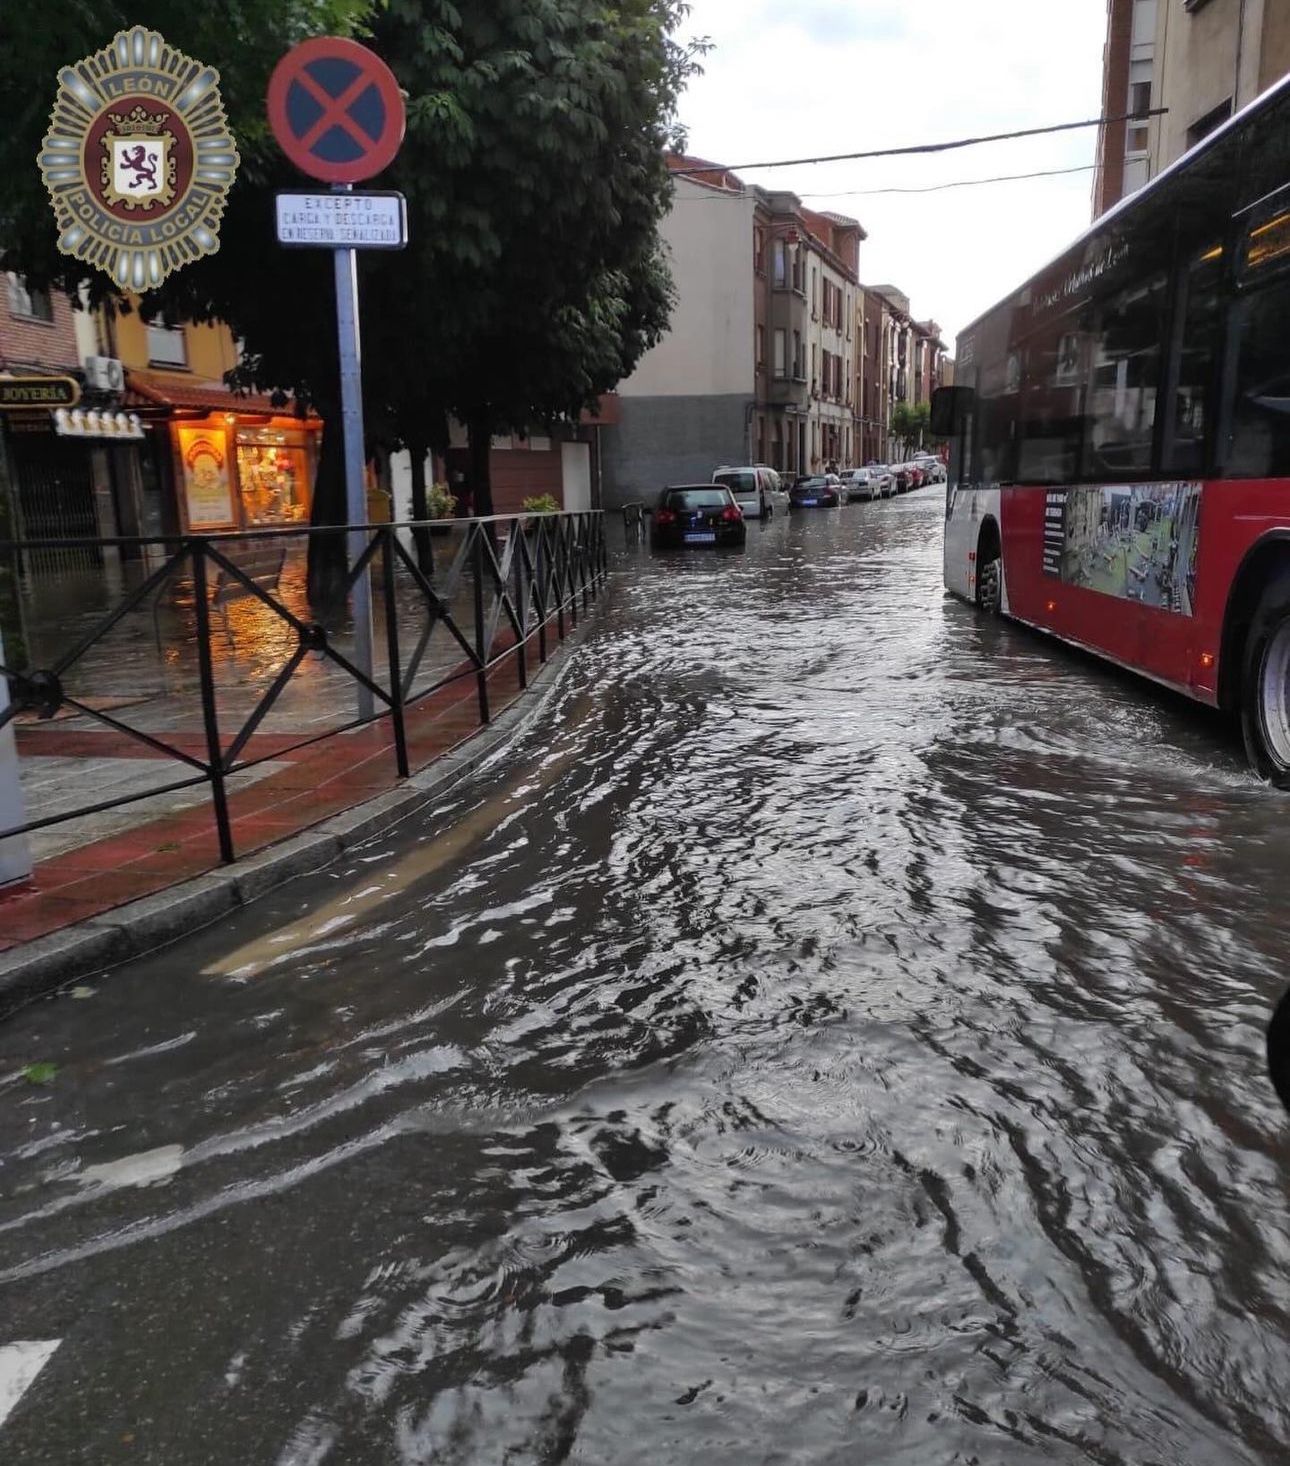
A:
0 1340 60 1430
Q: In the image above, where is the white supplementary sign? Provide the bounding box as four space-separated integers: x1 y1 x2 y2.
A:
275 191 407 249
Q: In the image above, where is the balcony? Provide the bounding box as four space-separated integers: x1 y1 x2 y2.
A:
769 375 809 407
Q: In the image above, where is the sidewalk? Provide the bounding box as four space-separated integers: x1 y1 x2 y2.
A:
0 626 564 958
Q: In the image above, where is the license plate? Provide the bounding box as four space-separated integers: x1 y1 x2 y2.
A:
802 498 818 506
684 531 716 543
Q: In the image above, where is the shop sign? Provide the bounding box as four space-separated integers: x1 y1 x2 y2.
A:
274 191 407 249
38 26 239 291
0 376 81 411
177 426 236 529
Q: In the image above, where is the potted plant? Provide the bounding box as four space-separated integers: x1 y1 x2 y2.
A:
427 481 456 535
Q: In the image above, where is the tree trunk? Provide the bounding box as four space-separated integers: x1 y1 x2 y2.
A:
466 407 495 519
306 408 350 613
407 437 433 574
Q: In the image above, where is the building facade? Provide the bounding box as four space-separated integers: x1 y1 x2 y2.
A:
601 158 870 503
1095 0 1290 215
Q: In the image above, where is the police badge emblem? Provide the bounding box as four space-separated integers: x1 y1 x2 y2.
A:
38 26 239 290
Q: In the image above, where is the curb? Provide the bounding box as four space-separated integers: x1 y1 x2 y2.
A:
0 626 589 1015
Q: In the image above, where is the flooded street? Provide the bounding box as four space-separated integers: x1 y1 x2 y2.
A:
1 487 1288 1464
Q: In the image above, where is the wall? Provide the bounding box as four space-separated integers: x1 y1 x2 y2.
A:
113 305 239 380
0 281 80 373
619 177 755 400
1260 0 1290 88
601 395 749 507
1151 0 1268 175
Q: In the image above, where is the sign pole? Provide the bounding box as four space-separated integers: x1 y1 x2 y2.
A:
268 36 407 726
0 629 32 889
333 183 375 721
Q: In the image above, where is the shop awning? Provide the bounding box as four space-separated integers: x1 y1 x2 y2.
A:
124 369 293 417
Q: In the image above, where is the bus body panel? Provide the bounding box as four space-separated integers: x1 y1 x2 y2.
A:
943 485 1002 605
985 479 1290 708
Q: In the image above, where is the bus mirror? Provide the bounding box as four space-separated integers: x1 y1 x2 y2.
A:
930 385 974 439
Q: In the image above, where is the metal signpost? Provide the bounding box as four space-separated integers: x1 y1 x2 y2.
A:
268 38 407 722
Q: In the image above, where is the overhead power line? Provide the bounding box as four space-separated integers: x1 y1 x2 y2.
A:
806 163 1098 198
670 109 1167 176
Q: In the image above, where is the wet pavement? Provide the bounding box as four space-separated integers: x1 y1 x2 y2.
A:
1 486 1288 1464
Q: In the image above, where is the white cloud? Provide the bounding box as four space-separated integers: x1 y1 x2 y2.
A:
674 0 1108 347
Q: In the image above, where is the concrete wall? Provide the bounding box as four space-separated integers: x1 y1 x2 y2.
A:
620 177 755 400
1151 0 1273 174
600 394 750 508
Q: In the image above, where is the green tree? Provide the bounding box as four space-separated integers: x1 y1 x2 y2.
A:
1 1 700 603
890 401 930 457
286 0 701 533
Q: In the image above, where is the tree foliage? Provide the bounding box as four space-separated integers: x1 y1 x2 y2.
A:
0 1 702 597
890 401 930 456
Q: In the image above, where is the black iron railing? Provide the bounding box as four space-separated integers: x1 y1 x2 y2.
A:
0 511 607 867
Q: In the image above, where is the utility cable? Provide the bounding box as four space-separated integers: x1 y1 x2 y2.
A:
673 163 1100 201
806 163 1098 198
669 109 1167 176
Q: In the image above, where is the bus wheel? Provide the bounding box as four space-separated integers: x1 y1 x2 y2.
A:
1241 577 1290 786
977 556 1002 616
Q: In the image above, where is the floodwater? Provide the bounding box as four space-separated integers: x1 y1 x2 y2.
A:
1 487 1288 1464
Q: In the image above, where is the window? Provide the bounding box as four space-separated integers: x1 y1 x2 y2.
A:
792 330 803 378
1187 99 1232 150
146 315 188 367
774 328 786 378
1082 272 1168 479
773 239 787 288
754 228 766 275
811 267 818 317
1228 209 1290 477
1130 81 1151 119
756 325 765 370
1127 126 1150 155
7 274 53 322
1163 245 1222 475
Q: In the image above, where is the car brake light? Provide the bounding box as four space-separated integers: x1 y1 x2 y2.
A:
721 506 742 522
656 509 676 525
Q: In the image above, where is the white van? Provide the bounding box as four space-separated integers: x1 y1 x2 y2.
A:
713 465 779 519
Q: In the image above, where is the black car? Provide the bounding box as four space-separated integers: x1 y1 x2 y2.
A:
789 474 842 508
652 485 747 549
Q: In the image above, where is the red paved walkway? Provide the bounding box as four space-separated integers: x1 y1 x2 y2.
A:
0 631 554 954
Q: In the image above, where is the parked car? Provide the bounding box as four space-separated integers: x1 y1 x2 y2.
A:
838 468 879 502
652 485 747 549
915 455 946 483
866 463 896 497
754 465 791 513
892 463 914 492
713 464 777 519
789 474 842 508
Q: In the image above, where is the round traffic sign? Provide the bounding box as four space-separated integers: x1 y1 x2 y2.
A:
267 37 405 185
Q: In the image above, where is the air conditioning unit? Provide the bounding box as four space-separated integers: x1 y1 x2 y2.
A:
85 355 125 393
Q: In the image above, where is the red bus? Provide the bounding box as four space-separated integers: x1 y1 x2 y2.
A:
937 74 1290 783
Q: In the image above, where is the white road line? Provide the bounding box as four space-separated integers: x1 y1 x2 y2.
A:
0 1340 61 1430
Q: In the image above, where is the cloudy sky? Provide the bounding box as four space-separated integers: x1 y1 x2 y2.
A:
673 0 1108 350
